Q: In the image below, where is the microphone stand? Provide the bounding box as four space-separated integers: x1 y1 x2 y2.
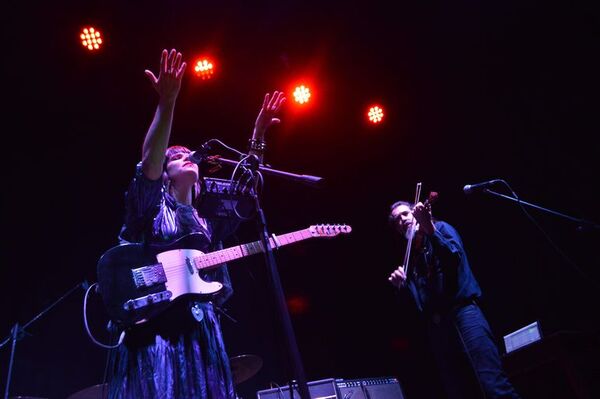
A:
482 189 600 232
217 154 315 399
1 281 87 399
214 156 323 188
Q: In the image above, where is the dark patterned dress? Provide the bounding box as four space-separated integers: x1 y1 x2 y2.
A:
107 164 237 399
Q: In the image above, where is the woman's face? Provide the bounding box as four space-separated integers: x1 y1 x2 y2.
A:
165 151 199 187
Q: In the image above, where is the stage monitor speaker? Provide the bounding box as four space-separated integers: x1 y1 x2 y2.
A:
256 378 338 399
336 377 405 399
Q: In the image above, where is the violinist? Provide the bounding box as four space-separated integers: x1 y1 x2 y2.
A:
388 199 521 399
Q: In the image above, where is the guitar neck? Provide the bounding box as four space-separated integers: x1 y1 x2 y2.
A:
193 228 313 270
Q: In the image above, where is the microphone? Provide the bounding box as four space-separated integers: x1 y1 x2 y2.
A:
189 141 213 164
463 179 502 194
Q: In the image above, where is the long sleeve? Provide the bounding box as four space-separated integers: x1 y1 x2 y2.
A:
118 163 163 244
429 222 464 273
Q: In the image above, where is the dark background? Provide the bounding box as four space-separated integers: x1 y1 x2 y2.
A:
1 1 599 398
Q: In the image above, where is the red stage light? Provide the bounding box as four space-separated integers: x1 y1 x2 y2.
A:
193 57 215 80
80 27 103 51
367 105 384 124
292 85 311 104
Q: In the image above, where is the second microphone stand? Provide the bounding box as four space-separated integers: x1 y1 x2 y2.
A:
482 185 600 288
482 188 600 233
1 281 87 399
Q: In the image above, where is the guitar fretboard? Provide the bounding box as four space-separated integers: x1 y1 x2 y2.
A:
193 228 313 270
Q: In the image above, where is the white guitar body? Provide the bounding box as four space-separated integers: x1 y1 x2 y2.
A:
156 248 223 300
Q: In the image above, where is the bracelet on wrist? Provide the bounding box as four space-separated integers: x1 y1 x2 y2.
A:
248 138 267 151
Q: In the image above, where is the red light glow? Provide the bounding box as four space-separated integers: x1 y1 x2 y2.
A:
367 105 384 124
80 27 103 51
193 58 215 80
293 85 311 104
286 295 309 315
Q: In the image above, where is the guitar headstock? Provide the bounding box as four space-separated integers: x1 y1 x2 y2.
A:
309 224 352 237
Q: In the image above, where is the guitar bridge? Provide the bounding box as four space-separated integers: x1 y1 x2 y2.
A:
131 264 167 288
123 290 172 311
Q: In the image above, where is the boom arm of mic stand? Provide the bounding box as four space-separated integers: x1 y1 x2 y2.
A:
214 156 324 187
483 189 600 232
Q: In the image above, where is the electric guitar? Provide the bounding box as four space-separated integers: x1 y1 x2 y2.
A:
96 224 351 327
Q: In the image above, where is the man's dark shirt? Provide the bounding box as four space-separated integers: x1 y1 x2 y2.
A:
406 220 482 313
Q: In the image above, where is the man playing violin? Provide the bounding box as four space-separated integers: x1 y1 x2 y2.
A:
388 200 521 399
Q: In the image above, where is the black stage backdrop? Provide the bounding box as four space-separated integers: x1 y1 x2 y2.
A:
1 1 599 398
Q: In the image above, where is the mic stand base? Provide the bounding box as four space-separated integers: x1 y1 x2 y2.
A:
3 323 20 399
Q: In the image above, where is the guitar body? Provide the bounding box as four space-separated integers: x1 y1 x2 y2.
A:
97 233 222 327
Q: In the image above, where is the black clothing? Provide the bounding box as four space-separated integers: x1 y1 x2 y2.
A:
402 220 520 399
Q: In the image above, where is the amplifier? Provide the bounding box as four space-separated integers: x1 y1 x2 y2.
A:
256 378 338 399
196 177 255 219
336 377 405 399
256 377 405 399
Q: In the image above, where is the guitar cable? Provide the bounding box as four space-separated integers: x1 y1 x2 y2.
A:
228 153 263 221
83 282 125 349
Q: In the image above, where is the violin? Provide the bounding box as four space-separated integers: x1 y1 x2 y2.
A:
401 183 439 278
422 191 439 215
